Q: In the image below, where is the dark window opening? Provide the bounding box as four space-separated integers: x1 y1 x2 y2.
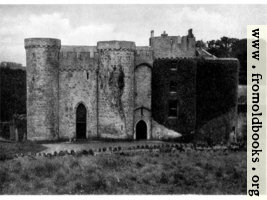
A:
86 72 89 80
76 103 87 139
170 64 177 71
170 81 177 92
169 100 177 117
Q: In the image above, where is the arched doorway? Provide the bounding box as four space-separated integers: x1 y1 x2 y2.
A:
136 120 147 140
76 103 87 139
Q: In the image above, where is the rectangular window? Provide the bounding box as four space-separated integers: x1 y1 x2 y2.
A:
170 62 177 71
170 81 177 92
168 100 177 117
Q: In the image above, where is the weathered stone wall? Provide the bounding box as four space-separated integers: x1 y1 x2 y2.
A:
25 38 61 141
135 46 153 66
58 46 98 140
134 64 152 139
134 65 152 109
150 30 196 59
97 41 135 139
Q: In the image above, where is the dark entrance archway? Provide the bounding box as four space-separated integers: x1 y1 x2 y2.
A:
76 103 87 139
136 120 147 140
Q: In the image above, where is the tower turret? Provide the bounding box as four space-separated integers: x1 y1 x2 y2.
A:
24 38 61 140
97 41 136 139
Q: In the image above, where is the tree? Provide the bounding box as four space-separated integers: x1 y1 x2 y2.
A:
0 62 26 122
205 37 247 85
196 40 207 48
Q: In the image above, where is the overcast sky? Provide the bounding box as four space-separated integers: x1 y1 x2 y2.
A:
0 4 266 65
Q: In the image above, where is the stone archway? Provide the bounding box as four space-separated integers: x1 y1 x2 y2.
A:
76 103 87 139
136 120 147 140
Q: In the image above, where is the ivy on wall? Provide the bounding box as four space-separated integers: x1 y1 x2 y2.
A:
196 59 239 128
152 57 239 144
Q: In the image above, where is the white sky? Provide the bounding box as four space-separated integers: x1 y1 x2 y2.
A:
0 4 266 65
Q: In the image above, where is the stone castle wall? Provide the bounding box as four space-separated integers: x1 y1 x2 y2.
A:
150 30 196 59
134 64 152 139
25 29 239 143
97 41 135 139
58 46 98 140
25 38 61 140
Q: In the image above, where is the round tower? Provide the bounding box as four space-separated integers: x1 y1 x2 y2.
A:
24 38 61 141
97 41 136 139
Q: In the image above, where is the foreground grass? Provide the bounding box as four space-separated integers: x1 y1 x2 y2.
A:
0 142 46 160
0 150 246 194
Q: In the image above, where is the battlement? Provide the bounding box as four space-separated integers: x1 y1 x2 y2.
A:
135 46 153 66
59 46 97 71
60 46 97 59
24 38 61 49
136 46 152 55
97 41 136 51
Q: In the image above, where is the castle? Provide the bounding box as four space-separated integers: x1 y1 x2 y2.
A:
25 29 239 143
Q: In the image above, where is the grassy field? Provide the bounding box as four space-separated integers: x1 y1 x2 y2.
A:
0 142 46 160
0 148 246 194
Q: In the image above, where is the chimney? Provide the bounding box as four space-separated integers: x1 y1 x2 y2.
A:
188 29 194 38
151 30 154 38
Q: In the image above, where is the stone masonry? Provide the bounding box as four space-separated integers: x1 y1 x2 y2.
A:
25 29 239 142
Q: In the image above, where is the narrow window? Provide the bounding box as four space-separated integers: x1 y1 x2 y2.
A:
86 72 89 80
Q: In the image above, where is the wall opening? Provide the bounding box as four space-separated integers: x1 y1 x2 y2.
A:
170 81 177 92
168 100 178 117
136 120 147 140
76 103 87 139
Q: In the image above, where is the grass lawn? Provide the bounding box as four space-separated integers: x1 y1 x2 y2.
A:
0 149 246 194
0 142 47 160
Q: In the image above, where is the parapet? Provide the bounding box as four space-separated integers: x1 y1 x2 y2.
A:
97 41 136 51
59 45 97 71
135 46 153 66
60 45 97 59
24 38 61 49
